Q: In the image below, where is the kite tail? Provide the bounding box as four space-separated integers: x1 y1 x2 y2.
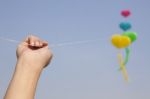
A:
124 47 130 65
118 47 130 70
118 53 129 81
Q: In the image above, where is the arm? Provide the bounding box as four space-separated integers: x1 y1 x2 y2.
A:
4 35 53 99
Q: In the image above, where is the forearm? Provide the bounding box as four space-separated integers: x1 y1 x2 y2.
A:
4 35 52 99
4 61 43 99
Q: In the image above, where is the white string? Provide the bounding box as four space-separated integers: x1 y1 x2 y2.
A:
0 37 19 43
0 36 102 48
51 39 100 47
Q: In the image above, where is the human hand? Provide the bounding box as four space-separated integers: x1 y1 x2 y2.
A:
16 35 53 71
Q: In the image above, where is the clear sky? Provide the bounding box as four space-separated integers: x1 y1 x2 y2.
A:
0 0 150 99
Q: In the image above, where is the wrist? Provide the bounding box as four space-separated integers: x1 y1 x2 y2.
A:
16 57 44 73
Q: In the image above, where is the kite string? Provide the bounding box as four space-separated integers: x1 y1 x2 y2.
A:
0 36 101 48
124 47 130 65
118 53 129 81
0 37 19 43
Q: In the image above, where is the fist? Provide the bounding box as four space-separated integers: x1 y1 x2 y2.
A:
16 35 53 70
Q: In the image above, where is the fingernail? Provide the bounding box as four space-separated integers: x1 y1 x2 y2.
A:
31 42 35 46
35 41 40 46
39 42 43 47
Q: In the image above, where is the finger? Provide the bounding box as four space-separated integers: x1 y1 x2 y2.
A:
39 41 43 47
28 35 41 47
23 35 48 47
37 40 46 47
35 40 41 47
22 35 33 45
41 40 48 46
36 40 48 48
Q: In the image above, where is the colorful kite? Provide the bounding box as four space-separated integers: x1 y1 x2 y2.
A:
111 9 137 81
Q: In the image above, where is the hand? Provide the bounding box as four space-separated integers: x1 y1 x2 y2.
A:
16 35 53 71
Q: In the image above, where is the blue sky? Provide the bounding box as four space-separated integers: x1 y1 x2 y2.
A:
0 0 150 99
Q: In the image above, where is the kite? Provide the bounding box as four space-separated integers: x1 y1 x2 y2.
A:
121 10 131 17
111 9 138 81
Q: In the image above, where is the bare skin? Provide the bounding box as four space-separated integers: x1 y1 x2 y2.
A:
4 35 53 99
